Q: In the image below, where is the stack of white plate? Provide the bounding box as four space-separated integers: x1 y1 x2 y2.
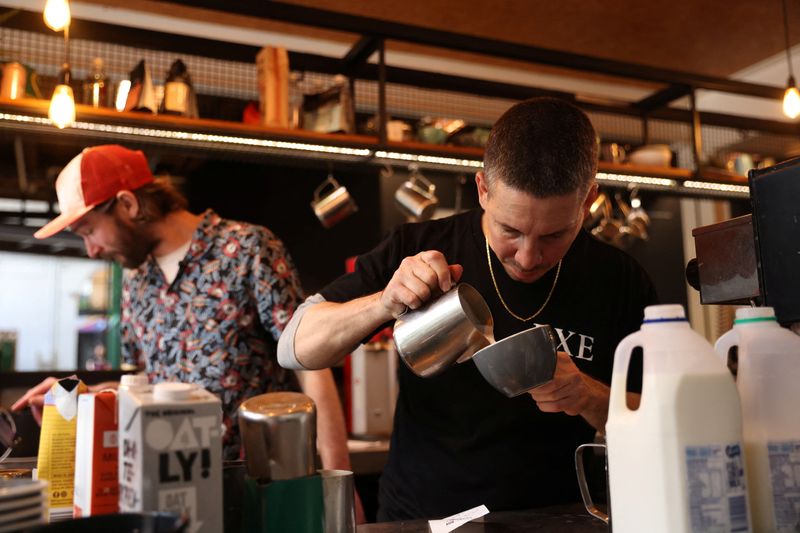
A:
0 479 47 532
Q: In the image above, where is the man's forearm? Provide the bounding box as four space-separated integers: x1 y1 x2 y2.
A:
293 292 391 369
579 376 611 432
579 377 641 434
295 369 351 470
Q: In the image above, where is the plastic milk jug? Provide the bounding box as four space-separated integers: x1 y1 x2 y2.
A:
606 304 751 533
118 381 223 533
715 307 800 532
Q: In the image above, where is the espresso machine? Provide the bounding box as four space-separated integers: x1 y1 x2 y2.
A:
687 157 800 332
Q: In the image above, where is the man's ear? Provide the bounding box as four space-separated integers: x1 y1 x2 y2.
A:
115 190 141 220
476 171 490 210
581 182 599 218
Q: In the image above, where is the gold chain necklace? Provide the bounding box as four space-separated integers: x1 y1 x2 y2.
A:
485 237 561 322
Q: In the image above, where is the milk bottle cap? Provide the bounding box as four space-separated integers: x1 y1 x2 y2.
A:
153 382 195 401
643 304 686 322
734 306 776 323
119 373 149 390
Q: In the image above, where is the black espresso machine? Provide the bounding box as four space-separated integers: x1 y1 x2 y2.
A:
687 157 800 331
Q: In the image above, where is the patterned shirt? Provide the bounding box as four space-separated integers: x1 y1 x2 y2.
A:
121 210 304 459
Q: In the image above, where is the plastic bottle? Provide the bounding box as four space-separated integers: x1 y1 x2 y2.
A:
606 304 751 533
715 307 800 533
82 57 108 108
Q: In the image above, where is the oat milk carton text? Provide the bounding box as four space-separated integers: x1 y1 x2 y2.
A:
119 382 223 533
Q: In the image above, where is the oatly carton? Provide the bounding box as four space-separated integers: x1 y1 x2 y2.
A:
118 382 223 533
73 390 119 517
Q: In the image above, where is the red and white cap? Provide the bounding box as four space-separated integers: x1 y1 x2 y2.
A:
34 145 154 239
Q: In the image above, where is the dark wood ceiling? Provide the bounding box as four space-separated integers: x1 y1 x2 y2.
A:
278 0 799 78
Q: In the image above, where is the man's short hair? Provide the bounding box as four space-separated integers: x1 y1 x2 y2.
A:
483 97 598 197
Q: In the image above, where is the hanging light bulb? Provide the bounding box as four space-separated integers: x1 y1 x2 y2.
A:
49 67 75 129
784 77 800 119
43 0 71 32
781 0 800 119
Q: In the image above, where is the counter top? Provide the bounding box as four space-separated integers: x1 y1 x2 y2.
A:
356 504 606 532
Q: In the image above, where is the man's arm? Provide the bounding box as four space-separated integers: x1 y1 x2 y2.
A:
291 293 390 369
11 378 119 424
283 251 463 370
294 369 350 470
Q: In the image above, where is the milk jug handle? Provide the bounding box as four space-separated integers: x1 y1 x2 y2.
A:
609 332 641 413
714 329 738 378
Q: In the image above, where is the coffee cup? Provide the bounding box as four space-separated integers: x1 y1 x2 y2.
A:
394 173 438 221
311 176 358 228
319 469 356 533
575 442 611 526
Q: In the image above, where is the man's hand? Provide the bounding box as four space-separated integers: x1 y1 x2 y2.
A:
10 376 58 425
528 352 610 431
380 250 463 318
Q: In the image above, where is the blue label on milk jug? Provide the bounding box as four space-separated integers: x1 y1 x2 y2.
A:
767 440 800 532
685 443 750 532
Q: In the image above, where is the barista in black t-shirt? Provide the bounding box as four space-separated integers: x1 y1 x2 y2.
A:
278 97 657 521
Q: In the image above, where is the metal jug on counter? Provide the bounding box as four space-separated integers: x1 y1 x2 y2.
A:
238 392 317 482
237 392 356 533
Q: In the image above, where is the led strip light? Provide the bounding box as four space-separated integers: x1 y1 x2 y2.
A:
596 172 677 188
0 113 373 157
682 180 751 195
373 150 484 169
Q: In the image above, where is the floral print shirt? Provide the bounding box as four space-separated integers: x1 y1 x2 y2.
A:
121 210 304 459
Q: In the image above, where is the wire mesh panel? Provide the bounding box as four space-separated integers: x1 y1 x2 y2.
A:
0 27 258 100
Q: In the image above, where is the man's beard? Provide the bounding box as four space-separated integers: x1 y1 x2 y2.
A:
107 216 156 268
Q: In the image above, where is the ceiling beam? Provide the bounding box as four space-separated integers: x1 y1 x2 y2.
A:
633 84 693 112
342 35 383 73
157 0 785 100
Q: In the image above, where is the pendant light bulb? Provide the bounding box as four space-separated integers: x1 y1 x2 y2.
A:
783 77 800 119
43 0 71 32
49 84 76 129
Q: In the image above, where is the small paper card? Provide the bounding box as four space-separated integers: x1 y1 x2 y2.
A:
428 504 490 533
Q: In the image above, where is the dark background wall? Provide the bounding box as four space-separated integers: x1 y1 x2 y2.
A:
168 158 383 294
172 157 701 309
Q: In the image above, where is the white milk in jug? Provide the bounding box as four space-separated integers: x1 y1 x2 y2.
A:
118 382 223 533
716 307 800 533
606 304 751 533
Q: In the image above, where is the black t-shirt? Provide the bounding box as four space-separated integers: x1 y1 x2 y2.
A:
320 209 658 520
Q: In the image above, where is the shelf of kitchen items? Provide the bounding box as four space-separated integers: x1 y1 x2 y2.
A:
0 97 751 197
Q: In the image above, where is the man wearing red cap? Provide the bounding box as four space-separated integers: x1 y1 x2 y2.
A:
14 145 360 511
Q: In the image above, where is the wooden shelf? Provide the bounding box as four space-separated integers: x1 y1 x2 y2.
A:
0 97 751 195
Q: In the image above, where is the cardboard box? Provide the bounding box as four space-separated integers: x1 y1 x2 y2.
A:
118 383 223 533
36 377 88 518
73 390 119 517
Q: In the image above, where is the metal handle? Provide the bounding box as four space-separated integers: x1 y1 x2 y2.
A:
409 173 436 195
575 443 610 524
314 175 340 201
